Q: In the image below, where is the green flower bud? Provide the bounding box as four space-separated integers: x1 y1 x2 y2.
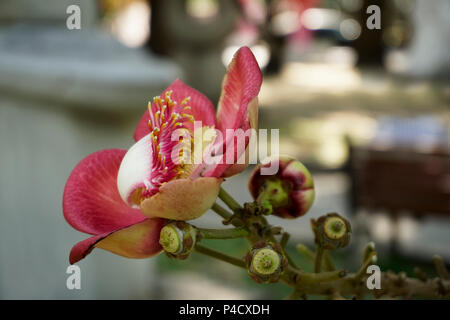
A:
248 155 315 219
245 242 288 283
311 213 351 250
159 221 197 260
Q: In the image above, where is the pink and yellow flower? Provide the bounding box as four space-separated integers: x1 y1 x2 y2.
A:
63 47 262 264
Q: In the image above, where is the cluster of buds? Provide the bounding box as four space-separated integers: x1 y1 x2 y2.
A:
311 213 351 250
245 242 288 283
248 155 315 219
159 221 197 260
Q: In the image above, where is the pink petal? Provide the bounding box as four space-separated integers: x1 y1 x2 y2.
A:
275 189 315 219
69 218 165 264
199 47 262 178
63 149 146 235
215 97 259 177
216 46 262 133
69 234 104 264
134 79 217 141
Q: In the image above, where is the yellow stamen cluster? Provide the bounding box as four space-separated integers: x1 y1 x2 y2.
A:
143 91 197 193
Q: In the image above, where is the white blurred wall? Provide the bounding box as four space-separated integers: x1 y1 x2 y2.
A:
0 0 181 299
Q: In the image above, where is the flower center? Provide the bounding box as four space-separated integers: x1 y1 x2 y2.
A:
141 91 195 198
252 248 281 275
324 216 347 240
123 90 217 208
159 224 183 254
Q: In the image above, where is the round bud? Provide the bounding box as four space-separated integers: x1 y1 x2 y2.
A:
324 216 347 240
245 242 288 283
160 224 183 254
159 221 197 260
248 155 315 219
311 213 351 250
252 248 281 275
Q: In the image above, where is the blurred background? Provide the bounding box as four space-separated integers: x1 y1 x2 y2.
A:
0 0 449 299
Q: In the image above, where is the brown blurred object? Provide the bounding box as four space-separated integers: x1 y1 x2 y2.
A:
350 0 386 65
99 0 136 14
349 147 450 217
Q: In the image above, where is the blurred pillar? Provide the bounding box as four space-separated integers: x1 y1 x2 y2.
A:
0 0 181 299
147 0 239 102
405 0 450 77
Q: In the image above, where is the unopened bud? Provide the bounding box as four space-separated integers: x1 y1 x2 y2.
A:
311 213 351 250
245 242 288 283
159 221 197 260
248 155 315 219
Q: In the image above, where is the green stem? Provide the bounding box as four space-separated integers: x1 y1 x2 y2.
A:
206 186 450 299
211 202 233 220
363 242 376 261
279 233 299 270
324 251 336 271
296 243 315 261
285 251 299 270
296 244 335 271
211 202 244 227
218 187 242 212
198 227 248 239
194 244 246 269
314 246 324 273
280 233 290 248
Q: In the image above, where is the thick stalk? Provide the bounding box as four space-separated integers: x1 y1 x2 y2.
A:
314 246 324 273
287 267 347 285
198 246 450 299
324 251 336 271
205 188 450 299
284 272 450 299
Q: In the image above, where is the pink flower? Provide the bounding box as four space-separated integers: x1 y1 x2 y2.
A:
63 47 262 263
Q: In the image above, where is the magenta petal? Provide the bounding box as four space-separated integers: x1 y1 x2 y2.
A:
134 112 151 142
63 149 146 235
133 79 217 141
69 234 104 264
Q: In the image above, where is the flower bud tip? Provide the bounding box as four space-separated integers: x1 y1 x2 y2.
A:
159 225 182 254
371 255 378 264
